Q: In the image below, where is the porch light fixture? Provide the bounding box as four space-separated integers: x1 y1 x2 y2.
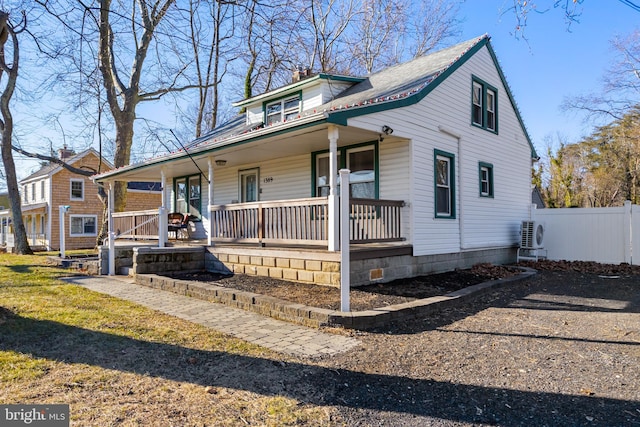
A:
215 159 227 166
382 125 393 135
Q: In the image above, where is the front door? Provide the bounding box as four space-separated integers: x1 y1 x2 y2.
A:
239 168 259 203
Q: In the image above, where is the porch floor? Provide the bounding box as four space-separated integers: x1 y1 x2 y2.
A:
114 238 413 260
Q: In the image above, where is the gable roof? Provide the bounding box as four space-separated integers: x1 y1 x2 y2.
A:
197 34 535 157
94 35 536 181
21 148 114 183
322 35 536 158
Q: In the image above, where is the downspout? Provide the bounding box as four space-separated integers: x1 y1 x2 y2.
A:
438 125 467 250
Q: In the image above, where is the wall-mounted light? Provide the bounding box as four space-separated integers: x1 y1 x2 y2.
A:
382 125 393 135
215 159 227 166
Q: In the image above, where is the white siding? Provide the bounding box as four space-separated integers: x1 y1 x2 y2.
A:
348 45 532 256
212 154 311 205
379 139 412 241
244 79 357 125
320 81 355 105
301 84 324 112
246 105 262 125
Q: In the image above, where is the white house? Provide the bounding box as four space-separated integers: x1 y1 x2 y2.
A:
94 35 537 285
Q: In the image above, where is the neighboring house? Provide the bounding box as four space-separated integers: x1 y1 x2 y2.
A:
94 35 538 285
15 148 161 251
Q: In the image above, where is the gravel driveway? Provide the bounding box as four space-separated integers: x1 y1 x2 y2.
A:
300 269 640 426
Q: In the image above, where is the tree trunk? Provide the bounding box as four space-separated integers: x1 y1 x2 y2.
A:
1 127 32 255
112 114 135 212
0 12 32 254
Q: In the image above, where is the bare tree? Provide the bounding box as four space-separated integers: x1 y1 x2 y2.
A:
346 0 459 75
563 30 640 122
241 0 302 98
37 0 219 211
503 1 639 38
0 10 32 254
182 0 237 137
302 0 360 73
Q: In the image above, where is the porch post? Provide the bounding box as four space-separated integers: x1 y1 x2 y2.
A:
328 125 339 251
160 168 168 209
208 157 214 246
107 182 115 276
159 169 168 248
339 169 351 312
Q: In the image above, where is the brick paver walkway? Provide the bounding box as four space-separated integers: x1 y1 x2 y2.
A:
62 275 359 358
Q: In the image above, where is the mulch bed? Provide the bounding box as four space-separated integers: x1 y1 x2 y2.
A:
166 263 520 311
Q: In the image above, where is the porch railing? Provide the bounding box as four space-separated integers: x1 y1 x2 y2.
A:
349 198 405 243
112 209 160 240
210 197 329 245
26 233 47 247
210 197 405 246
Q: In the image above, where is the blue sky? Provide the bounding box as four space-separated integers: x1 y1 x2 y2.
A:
459 1 639 153
10 1 639 181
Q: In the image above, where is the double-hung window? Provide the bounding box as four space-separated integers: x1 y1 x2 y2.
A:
479 162 494 197
435 150 455 218
70 179 84 201
265 94 301 126
471 76 498 133
313 142 378 199
70 215 97 236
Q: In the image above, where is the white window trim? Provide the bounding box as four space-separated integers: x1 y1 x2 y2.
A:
70 179 84 201
265 95 300 125
69 214 97 237
480 166 490 196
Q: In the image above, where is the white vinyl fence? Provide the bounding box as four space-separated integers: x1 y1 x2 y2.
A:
532 201 640 265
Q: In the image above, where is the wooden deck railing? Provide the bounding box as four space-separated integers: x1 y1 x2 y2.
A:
349 198 405 243
210 197 405 246
210 197 330 245
112 209 160 240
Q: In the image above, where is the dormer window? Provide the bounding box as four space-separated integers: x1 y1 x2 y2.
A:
265 94 300 125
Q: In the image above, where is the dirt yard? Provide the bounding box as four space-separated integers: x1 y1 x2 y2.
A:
169 260 640 425
2 259 639 425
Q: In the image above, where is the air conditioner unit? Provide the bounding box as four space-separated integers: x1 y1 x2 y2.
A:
521 220 544 249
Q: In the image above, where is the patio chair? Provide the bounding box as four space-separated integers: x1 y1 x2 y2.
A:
168 212 190 239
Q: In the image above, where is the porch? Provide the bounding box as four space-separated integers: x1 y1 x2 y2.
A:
110 196 405 247
105 196 412 285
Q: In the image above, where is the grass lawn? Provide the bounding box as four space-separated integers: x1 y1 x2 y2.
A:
0 253 335 426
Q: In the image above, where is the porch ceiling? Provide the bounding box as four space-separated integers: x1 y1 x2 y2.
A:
100 123 383 182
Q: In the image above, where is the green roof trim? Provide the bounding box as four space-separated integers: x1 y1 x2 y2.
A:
326 38 488 125
485 42 537 159
233 73 366 108
326 37 537 159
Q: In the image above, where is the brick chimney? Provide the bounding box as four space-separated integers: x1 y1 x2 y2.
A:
292 65 312 83
57 145 75 161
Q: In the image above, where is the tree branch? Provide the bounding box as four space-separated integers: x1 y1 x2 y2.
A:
11 145 96 177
